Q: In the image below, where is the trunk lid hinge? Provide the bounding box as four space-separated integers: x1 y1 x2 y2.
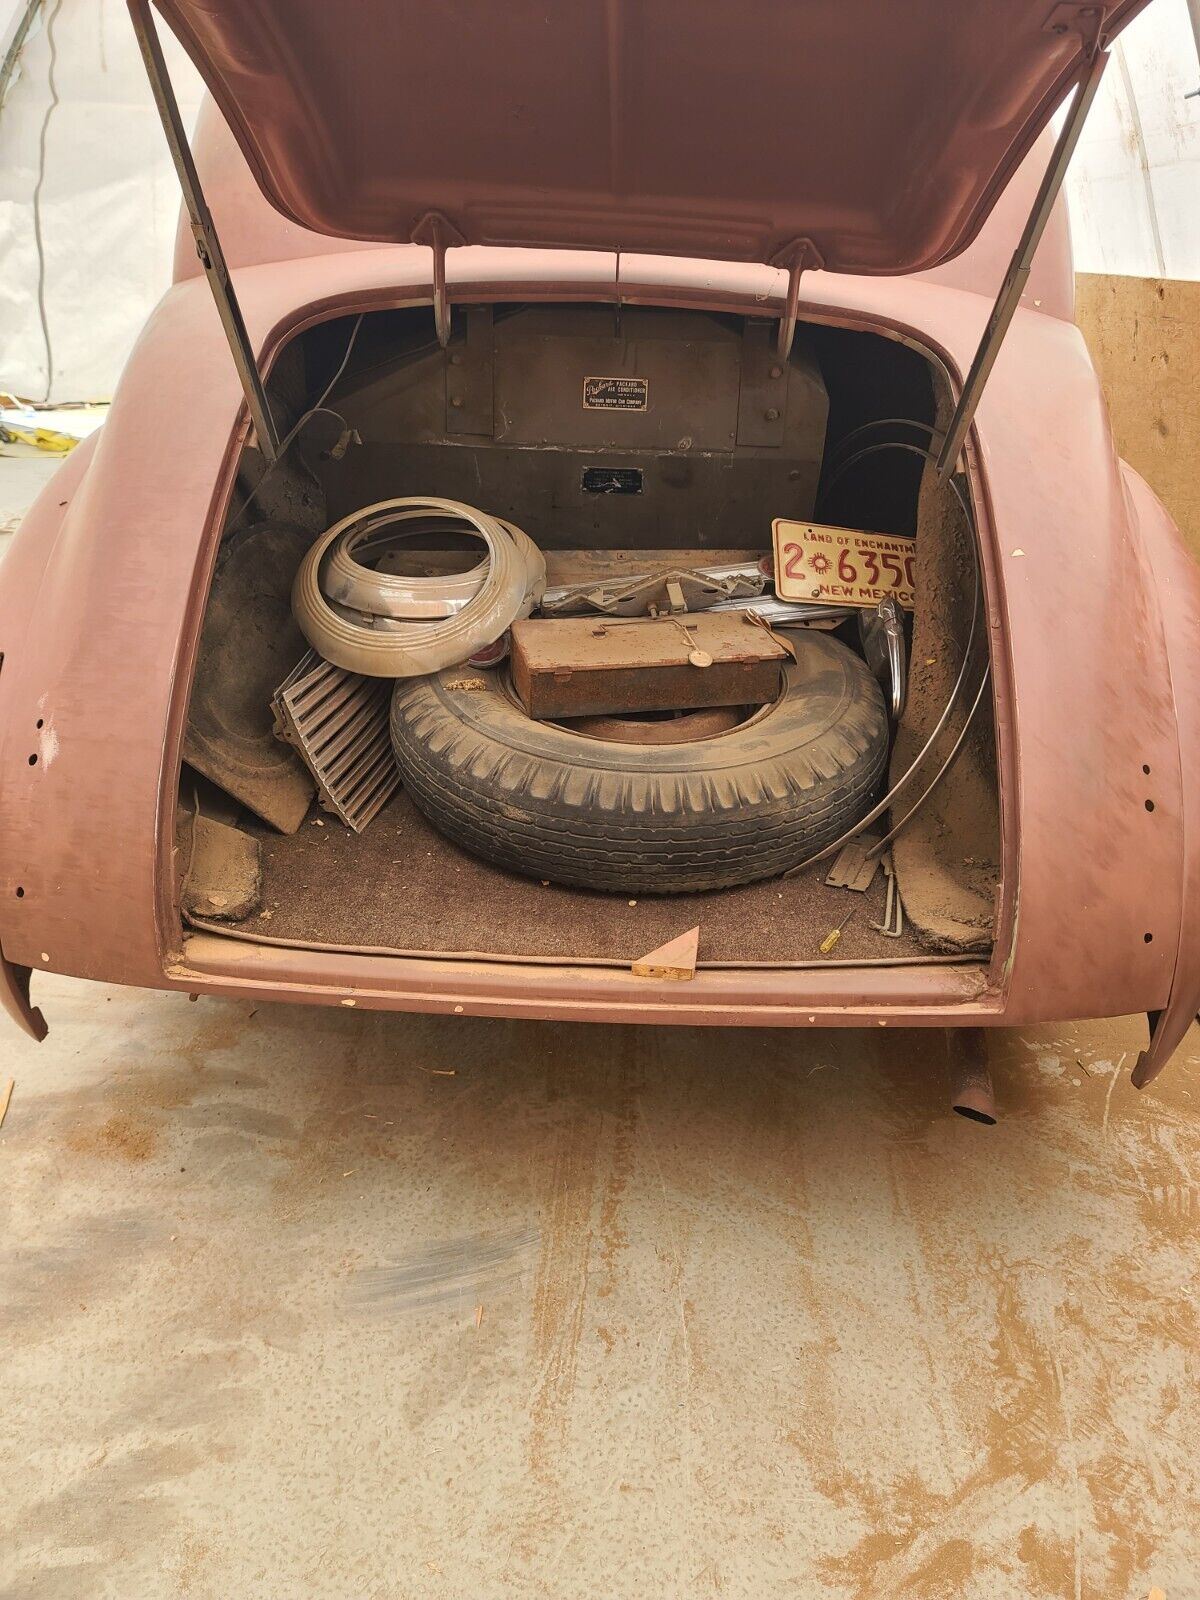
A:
412 211 467 349
1043 3 1110 58
936 46 1109 479
770 238 824 362
127 0 281 462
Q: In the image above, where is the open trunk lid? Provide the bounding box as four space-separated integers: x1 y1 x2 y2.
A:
150 0 1147 275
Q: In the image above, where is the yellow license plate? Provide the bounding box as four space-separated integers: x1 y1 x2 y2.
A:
772 520 916 610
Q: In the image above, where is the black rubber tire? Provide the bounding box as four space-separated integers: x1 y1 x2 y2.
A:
389 630 888 893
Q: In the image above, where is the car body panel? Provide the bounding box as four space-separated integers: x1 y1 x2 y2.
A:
0 108 1193 1069
152 0 1149 274
173 100 1079 322
1123 465 1200 1086
0 251 1186 1026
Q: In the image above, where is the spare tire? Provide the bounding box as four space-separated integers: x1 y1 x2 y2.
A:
389 631 888 893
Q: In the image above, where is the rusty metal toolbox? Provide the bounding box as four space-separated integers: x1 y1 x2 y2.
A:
509 612 788 720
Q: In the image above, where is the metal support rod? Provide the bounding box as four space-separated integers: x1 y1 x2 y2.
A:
0 0 44 112
936 49 1109 479
127 0 280 461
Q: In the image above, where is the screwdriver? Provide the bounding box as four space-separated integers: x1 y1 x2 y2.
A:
819 905 857 955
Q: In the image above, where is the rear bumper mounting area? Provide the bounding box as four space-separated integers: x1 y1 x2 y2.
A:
0 940 48 1043
173 931 996 1028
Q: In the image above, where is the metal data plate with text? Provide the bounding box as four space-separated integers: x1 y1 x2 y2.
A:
583 376 648 411
772 520 916 610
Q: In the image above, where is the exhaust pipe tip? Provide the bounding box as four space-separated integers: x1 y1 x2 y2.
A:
947 1030 997 1124
951 1088 998 1125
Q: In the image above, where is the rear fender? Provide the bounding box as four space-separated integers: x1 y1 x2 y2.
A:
0 437 101 1042
1122 465 1200 1085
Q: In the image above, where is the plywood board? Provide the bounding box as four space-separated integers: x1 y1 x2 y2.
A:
1075 273 1200 561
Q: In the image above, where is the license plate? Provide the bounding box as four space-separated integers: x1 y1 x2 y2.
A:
772 520 916 610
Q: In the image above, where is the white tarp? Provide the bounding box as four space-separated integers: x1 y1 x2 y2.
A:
0 0 1197 403
1065 0 1200 277
0 0 201 401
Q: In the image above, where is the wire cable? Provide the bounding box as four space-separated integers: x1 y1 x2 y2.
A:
31 0 63 400
228 313 364 529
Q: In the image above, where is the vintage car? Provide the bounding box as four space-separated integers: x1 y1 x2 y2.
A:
2 0 1196 1103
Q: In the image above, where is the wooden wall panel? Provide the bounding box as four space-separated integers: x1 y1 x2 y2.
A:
1075 273 1200 561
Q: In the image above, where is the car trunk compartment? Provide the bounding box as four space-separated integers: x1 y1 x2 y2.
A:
177 300 1000 968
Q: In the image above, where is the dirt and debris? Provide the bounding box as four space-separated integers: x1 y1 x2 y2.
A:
211 792 935 964
890 389 1000 952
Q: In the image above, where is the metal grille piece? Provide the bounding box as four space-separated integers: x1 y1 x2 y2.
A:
273 650 399 832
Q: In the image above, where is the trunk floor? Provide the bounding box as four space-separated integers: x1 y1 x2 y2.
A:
235 791 934 964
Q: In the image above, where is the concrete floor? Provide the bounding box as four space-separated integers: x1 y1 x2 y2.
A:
2 980 1198 1600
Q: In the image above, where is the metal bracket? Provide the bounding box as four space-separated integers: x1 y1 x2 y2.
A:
127 0 280 462
412 211 466 349
825 835 884 893
736 319 789 447
770 238 823 362
1043 2 1109 56
936 47 1109 479
444 306 495 435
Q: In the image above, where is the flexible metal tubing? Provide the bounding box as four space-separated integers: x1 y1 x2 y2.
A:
865 662 993 860
822 415 939 476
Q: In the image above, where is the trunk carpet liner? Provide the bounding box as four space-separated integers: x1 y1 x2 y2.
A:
231 790 940 964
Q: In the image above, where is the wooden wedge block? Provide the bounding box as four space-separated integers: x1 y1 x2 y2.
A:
632 926 700 981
